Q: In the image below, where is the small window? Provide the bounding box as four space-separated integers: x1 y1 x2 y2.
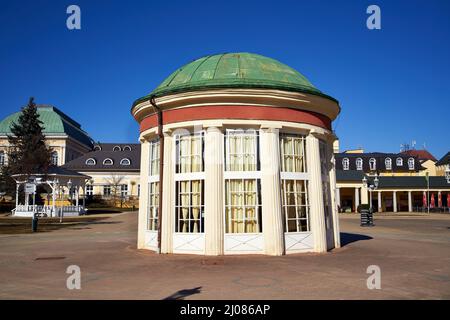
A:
342 158 350 171
385 157 392 170
113 146 122 152
369 158 376 171
408 158 415 170
120 158 131 166
396 157 403 166
93 145 102 151
51 151 59 166
86 158 96 165
0 151 5 166
103 185 111 197
86 185 94 196
123 145 132 151
103 158 114 165
356 158 363 171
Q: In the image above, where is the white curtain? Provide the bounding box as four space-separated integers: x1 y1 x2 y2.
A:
281 136 305 172
148 182 159 231
227 131 257 171
226 179 258 233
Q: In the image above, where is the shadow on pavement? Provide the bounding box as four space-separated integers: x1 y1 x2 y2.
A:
163 287 202 300
340 232 373 247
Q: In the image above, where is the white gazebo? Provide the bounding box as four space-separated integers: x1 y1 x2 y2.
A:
11 166 91 217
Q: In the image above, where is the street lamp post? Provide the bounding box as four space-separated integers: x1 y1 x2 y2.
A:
362 175 379 212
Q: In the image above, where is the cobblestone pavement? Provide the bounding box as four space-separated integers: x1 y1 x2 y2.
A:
0 212 449 299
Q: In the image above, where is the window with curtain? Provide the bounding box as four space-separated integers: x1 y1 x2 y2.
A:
149 139 160 176
176 132 204 173
280 134 310 233
174 132 205 233
225 129 259 171
281 180 309 232
225 179 261 233
175 180 204 233
147 138 160 231
280 135 306 172
148 182 159 231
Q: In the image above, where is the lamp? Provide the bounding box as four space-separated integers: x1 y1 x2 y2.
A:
374 175 379 188
362 176 368 188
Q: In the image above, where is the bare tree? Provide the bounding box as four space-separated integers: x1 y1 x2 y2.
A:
105 174 125 206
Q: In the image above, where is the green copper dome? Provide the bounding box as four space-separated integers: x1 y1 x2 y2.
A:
0 105 93 148
134 52 336 105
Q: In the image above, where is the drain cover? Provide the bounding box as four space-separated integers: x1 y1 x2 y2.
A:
201 259 224 265
35 256 66 261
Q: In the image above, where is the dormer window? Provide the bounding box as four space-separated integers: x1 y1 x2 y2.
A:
103 158 114 165
385 158 392 170
113 146 122 152
342 158 350 171
356 158 363 171
408 158 415 170
86 158 96 166
123 146 132 151
369 158 376 171
93 145 102 151
120 158 131 166
396 157 403 166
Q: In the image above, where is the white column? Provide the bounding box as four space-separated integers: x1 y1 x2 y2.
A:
306 132 327 253
354 188 360 212
260 127 284 256
52 183 56 217
75 187 79 207
393 191 398 213
137 140 150 249
15 184 19 208
328 148 340 248
336 188 341 209
204 126 224 255
408 191 413 212
161 132 175 254
378 191 382 212
361 186 369 205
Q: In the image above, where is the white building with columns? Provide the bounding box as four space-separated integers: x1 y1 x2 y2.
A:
131 53 341 255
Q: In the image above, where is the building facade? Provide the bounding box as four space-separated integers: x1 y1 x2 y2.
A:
62 143 141 201
0 105 94 166
335 151 450 212
132 52 341 255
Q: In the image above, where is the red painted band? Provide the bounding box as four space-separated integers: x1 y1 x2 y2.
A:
139 105 331 132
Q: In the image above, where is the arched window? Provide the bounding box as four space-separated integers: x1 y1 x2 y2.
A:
396 157 403 166
123 145 132 151
120 158 131 166
93 145 102 151
113 146 121 152
51 151 59 166
0 151 5 166
342 158 350 170
408 158 415 170
385 157 392 170
103 158 114 165
356 158 363 171
369 158 376 171
85 158 96 166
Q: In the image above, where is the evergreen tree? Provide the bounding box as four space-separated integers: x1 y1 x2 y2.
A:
0 98 52 198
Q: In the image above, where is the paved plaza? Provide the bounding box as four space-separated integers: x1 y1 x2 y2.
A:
0 212 449 299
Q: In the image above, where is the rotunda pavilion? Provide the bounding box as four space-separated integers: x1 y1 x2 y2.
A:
131 52 341 255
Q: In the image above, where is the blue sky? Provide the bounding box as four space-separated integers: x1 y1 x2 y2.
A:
0 0 449 159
